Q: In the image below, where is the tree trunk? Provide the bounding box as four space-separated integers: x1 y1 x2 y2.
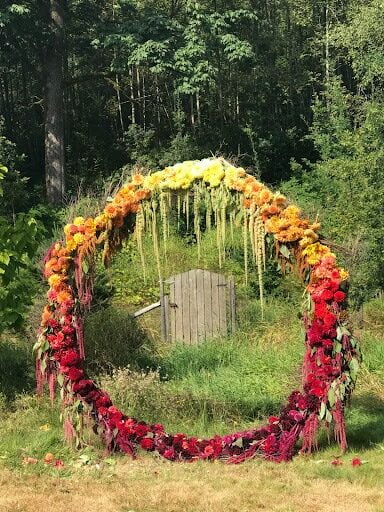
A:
45 0 65 204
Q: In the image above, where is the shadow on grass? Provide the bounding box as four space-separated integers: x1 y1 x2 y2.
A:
345 393 384 449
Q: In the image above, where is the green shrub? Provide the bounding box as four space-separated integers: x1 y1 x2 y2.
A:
0 339 34 399
84 306 156 374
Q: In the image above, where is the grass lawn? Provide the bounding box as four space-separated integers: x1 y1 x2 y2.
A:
1 439 384 512
0 368 383 511
1 298 383 512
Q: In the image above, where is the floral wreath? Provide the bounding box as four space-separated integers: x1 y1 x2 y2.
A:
35 158 361 463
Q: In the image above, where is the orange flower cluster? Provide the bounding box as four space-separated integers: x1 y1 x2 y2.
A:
41 242 74 327
264 205 320 244
103 179 151 228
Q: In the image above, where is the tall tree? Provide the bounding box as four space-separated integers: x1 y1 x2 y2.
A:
45 0 65 204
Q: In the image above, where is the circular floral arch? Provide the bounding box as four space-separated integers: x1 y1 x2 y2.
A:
36 158 361 463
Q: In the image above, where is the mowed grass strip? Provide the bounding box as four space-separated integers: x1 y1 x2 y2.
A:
1 453 384 512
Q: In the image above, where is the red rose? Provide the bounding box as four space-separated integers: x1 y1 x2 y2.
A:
96 395 112 408
47 318 59 328
320 354 332 365
134 423 149 438
107 406 123 427
97 406 109 417
297 397 308 410
329 280 340 292
63 315 73 325
320 289 333 301
48 331 66 350
60 349 80 366
314 303 328 318
140 438 155 451
62 325 75 335
321 338 334 350
309 381 325 398
67 367 84 381
263 434 278 455
308 322 326 345
203 445 215 457
72 379 93 393
163 448 175 460
334 291 346 303
323 312 337 329
351 457 362 467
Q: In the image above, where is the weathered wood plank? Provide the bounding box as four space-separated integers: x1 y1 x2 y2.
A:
188 270 198 344
210 271 220 337
203 269 213 337
218 273 227 335
168 279 176 342
163 294 170 342
229 275 236 334
165 269 235 344
181 271 191 344
196 269 206 343
174 275 183 342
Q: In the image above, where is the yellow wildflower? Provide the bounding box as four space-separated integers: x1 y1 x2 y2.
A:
302 242 332 265
203 160 225 187
48 274 63 288
284 205 301 218
94 214 107 229
66 239 77 251
143 171 165 190
73 232 85 245
73 216 85 227
265 216 280 234
339 268 349 281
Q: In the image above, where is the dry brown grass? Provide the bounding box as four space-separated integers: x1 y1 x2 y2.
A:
1 456 384 512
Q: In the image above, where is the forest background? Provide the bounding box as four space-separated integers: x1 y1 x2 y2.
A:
2 0 384 332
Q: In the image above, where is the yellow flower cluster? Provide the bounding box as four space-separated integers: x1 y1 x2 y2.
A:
302 242 334 266
64 216 96 252
142 159 227 190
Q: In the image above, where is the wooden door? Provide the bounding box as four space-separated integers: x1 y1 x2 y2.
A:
166 269 230 344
